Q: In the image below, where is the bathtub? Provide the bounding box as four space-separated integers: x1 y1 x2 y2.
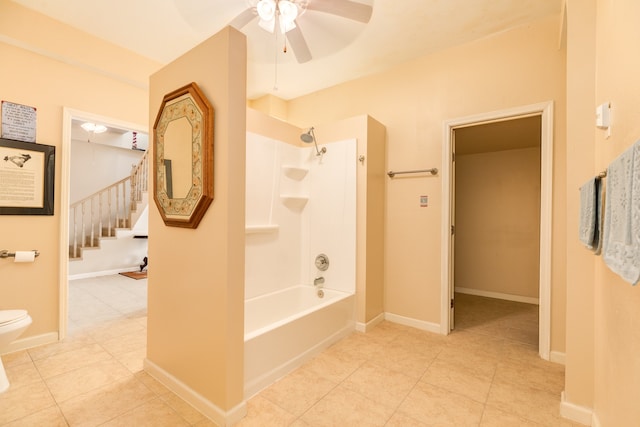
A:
244 285 355 398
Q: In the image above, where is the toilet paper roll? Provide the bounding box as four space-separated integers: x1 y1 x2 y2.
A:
14 251 36 263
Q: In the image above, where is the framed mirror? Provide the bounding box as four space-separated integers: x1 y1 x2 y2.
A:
153 82 214 228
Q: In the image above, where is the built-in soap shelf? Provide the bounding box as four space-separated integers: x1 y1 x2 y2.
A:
280 195 308 210
245 225 279 234
282 165 308 180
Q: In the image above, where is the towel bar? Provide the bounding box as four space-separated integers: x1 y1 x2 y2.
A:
387 168 438 178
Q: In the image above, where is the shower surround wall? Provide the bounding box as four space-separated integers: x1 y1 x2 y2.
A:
244 132 357 396
245 132 356 298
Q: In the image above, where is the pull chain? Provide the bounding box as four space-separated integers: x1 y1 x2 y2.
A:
273 33 279 91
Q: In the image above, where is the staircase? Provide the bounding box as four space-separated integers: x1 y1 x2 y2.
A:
69 150 149 261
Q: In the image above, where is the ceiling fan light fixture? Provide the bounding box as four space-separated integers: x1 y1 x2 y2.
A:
278 1 298 20
278 0 298 33
279 15 296 33
256 0 276 21
258 16 276 33
81 122 107 133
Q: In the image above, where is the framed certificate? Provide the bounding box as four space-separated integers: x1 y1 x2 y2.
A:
0 138 55 215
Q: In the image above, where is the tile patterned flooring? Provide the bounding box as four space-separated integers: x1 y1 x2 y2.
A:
0 277 584 426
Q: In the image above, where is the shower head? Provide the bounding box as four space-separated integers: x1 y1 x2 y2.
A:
300 127 326 156
300 131 314 143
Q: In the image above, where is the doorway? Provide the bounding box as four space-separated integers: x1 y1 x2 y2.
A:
59 108 149 339
440 102 554 360
453 116 541 346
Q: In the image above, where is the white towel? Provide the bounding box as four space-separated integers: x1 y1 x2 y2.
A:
602 140 640 285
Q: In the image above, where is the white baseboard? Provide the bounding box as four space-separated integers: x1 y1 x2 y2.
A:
384 312 441 334
549 351 566 365
355 312 385 332
143 358 247 426
455 287 539 305
560 391 593 426
69 267 141 281
3 332 58 355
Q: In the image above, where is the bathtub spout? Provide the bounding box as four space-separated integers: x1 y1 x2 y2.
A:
314 276 325 288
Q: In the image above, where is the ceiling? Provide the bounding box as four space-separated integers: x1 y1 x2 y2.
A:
455 116 542 155
12 0 563 100
71 119 150 149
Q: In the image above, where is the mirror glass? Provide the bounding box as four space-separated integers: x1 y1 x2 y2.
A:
163 117 192 199
153 82 214 228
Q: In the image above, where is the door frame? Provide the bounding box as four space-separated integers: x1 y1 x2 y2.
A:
58 107 148 340
440 101 554 360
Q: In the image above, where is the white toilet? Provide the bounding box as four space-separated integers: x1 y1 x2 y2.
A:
0 309 32 393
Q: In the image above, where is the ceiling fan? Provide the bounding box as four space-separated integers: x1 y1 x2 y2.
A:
228 0 373 63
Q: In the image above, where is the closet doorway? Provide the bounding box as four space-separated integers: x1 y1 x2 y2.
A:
440 102 554 360
454 116 541 347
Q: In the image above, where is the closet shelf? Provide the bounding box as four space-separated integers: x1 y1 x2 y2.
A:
245 225 279 234
282 165 309 180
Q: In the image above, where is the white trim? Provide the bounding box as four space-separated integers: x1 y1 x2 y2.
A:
144 358 247 427
560 391 593 426
3 332 58 354
538 101 554 361
68 267 144 281
592 412 602 427
59 108 148 340
59 109 72 341
355 312 385 332
549 351 566 365
455 287 539 305
385 312 441 334
441 101 554 361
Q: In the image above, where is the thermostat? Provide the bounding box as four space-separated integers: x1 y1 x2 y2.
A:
596 103 610 128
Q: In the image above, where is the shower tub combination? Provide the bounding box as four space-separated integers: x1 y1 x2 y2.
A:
244 285 355 397
244 133 357 398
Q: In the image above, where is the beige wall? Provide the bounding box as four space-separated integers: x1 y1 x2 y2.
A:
286 15 567 350
584 0 640 423
246 108 300 144
0 2 158 341
455 147 541 299
146 27 246 417
565 0 640 423
564 0 597 412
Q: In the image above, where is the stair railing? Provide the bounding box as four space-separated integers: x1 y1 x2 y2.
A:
131 150 149 209
69 150 149 259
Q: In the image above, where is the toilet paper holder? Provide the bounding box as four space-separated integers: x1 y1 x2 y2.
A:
0 250 40 259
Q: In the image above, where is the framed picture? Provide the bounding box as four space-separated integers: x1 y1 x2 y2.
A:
0 138 55 215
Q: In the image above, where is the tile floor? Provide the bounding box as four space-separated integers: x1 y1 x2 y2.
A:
0 277 584 426
239 293 584 427
1 274 215 427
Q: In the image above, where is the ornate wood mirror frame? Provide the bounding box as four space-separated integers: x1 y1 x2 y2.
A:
153 82 214 228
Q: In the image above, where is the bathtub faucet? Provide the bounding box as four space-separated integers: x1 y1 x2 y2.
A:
314 276 325 288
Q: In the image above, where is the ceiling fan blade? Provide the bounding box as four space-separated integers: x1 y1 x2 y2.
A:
306 0 373 23
286 25 312 63
229 7 257 30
